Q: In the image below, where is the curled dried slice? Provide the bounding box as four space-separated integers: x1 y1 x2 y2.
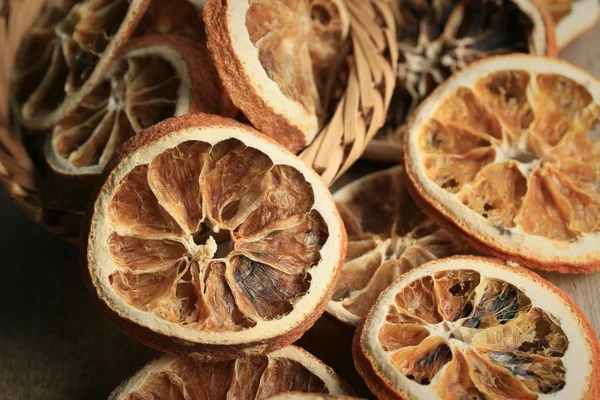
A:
42 35 234 212
83 114 346 361
109 346 353 399
203 0 350 153
12 0 150 130
534 0 600 48
354 256 600 400
364 0 555 162
328 167 470 326
405 54 600 273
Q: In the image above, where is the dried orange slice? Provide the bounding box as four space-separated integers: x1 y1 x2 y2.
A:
405 55 600 273
44 35 231 187
11 0 150 130
354 256 600 399
364 0 556 163
83 114 346 361
328 167 470 326
535 0 600 48
109 346 353 399
203 0 350 153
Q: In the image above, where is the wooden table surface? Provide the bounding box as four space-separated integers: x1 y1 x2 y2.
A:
1 22 599 400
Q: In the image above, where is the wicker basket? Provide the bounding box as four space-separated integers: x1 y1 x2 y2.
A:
0 0 397 243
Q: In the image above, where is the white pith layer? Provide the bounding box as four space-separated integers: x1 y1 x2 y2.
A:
88 123 344 345
360 257 594 400
406 55 600 265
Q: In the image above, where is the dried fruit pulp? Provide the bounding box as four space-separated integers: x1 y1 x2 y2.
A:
12 0 148 129
405 55 600 272
110 346 352 399
355 257 599 399
85 115 345 358
366 0 551 161
329 167 469 326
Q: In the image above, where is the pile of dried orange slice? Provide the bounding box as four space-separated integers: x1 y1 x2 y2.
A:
6 0 600 398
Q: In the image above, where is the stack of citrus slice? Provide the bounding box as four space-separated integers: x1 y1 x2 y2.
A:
5 0 600 398
109 346 353 399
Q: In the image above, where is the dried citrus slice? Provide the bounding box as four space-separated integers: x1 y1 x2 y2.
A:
45 35 230 180
354 256 600 399
203 0 350 153
364 0 556 162
405 55 600 273
83 114 346 361
535 0 600 48
328 167 470 326
109 346 353 399
11 0 150 130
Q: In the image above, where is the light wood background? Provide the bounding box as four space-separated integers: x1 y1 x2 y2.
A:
0 21 599 400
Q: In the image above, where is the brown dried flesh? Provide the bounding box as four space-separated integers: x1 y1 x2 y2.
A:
245 0 348 124
13 0 141 125
52 52 180 170
378 0 539 147
124 354 328 400
331 168 469 323
107 138 328 331
419 70 600 241
378 269 569 397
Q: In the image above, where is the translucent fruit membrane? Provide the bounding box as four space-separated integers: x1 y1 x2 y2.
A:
378 269 569 398
331 168 469 323
13 0 136 121
53 52 180 170
122 353 330 399
107 138 329 331
419 70 600 241
245 0 348 121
